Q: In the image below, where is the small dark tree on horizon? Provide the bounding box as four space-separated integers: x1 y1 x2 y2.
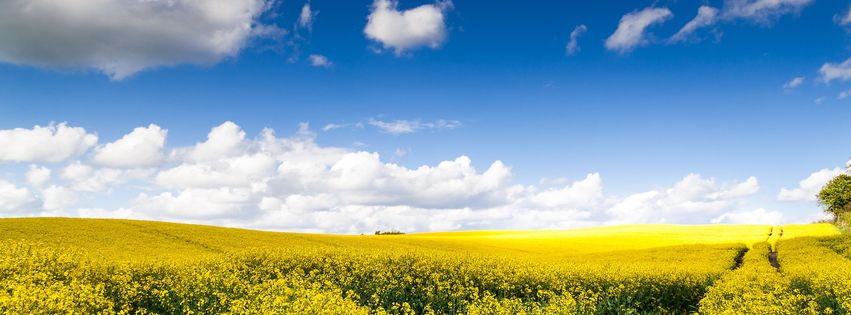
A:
818 173 851 223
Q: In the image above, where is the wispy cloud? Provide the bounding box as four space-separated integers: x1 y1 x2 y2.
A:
298 3 318 31
669 6 719 43
566 24 587 56
368 118 461 135
605 7 673 54
322 122 363 131
722 0 814 23
323 118 461 135
668 0 814 45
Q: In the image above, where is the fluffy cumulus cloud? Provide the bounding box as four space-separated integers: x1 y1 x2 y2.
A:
0 121 809 233
0 181 37 213
606 174 760 224
178 121 247 162
61 161 152 193
778 168 846 201
364 0 452 54
670 6 720 43
0 123 97 163
41 186 77 211
93 124 167 168
0 0 279 80
566 25 587 56
129 123 763 232
605 7 673 54
528 173 603 210
25 165 51 187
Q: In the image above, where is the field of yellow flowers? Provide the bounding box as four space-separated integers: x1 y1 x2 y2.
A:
0 218 846 314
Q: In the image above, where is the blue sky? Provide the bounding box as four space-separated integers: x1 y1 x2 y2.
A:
0 0 849 232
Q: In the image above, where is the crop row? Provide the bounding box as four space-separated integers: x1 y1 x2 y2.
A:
0 241 741 314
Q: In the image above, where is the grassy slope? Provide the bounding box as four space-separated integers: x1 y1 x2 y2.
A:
0 217 838 263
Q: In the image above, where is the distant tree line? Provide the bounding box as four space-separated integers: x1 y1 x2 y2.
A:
374 230 405 235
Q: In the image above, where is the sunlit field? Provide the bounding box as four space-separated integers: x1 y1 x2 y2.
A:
0 218 787 262
0 218 847 314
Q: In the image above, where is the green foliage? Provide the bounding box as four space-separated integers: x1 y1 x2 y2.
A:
818 174 851 222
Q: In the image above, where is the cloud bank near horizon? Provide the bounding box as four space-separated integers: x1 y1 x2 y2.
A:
0 121 839 233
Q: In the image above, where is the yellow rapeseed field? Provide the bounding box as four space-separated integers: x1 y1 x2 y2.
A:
0 218 844 314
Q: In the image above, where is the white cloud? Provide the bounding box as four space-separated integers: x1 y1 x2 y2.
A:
368 119 418 134
606 174 759 224
364 0 452 54
0 0 279 80
605 7 673 54
367 118 461 135
667 1 813 44
308 54 332 67
819 58 851 83
0 123 97 163
713 176 760 199
41 186 77 211
783 76 805 90
298 3 318 30
136 188 255 219
778 168 845 201
26 165 51 187
670 6 720 43
178 121 246 162
93 124 167 168
840 89 851 100
0 121 793 233
722 0 814 22
61 161 152 193
323 123 358 131
322 154 512 209
566 24 587 56
815 97 825 104
712 208 784 224
529 173 603 209
156 153 277 189
0 180 37 213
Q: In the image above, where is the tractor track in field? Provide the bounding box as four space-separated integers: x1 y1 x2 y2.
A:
768 252 780 269
731 247 748 270
768 225 782 271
